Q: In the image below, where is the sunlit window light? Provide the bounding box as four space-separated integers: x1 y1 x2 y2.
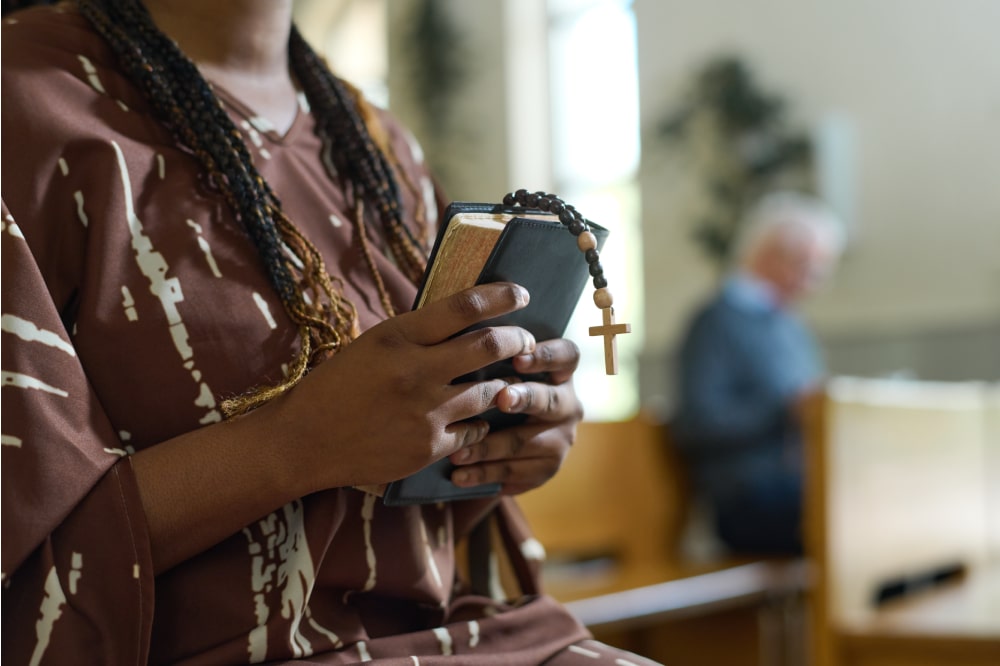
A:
549 0 643 421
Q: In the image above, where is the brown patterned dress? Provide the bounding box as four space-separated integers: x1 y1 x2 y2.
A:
1 4 662 665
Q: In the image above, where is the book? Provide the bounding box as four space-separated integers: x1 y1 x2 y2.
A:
376 202 609 506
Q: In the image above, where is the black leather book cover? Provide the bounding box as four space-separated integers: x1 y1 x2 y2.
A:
382 204 608 506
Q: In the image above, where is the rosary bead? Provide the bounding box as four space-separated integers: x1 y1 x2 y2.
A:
577 230 598 252
515 188 529 202
558 209 575 226
503 193 515 206
588 261 604 277
538 197 551 211
593 275 608 289
585 248 600 263
550 200 564 214
526 192 540 207
568 220 585 235
593 287 614 309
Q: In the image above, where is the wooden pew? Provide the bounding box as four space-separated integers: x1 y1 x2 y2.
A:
517 411 808 665
803 378 1000 666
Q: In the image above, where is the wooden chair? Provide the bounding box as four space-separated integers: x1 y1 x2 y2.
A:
803 378 1000 666
517 412 809 666
515 411 688 597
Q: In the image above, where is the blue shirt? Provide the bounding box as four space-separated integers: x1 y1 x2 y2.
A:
672 274 822 502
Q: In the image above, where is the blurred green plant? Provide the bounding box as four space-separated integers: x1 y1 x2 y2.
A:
660 55 813 266
406 0 468 136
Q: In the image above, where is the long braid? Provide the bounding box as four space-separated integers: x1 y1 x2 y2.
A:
289 28 428 285
75 0 426 416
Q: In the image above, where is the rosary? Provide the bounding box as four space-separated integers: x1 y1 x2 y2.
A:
502 189 631 375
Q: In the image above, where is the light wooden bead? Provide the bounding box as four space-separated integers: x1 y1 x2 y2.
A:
593 287 614 308
577 231 598 252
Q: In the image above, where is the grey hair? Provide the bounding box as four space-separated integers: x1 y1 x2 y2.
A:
734 191 846 265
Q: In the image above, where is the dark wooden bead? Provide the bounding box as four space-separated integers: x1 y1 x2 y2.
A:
593 275 608 289
568 220 585 235
526 192 540 207
515 188 529 202
559 209 575 225
585 248 600 263
538 197 551 211
589 261 604 277
503 193 515 206
550 200 564 214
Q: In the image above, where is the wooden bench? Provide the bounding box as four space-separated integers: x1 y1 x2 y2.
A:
802 378 1000 666
516 412 809 665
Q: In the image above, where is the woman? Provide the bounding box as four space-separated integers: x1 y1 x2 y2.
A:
1 1 659 663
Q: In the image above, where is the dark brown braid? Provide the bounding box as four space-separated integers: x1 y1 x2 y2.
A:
74 0 427 416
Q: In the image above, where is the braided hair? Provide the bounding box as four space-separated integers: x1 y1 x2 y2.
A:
70 0 428 416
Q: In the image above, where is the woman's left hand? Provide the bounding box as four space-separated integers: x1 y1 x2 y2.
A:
448 338 583 495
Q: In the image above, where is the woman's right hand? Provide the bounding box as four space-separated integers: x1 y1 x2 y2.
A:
267 282 537 495
132 282 534 573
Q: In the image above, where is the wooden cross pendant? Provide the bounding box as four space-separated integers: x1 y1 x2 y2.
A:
589 307 631 375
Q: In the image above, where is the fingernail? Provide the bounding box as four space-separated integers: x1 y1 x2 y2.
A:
453 469 470 485
515 285 530 307
505 385 525 411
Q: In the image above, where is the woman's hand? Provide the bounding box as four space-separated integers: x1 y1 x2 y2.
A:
446 337 584 495
267 282 541 495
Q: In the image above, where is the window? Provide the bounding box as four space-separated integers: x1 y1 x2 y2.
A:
546 0 643 420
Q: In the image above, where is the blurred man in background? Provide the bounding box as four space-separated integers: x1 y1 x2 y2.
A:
672 191 845 555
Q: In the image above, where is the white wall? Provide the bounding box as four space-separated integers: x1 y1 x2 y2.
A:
636 0 1000 356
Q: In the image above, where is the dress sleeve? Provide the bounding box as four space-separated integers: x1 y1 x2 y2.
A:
1 201 154 665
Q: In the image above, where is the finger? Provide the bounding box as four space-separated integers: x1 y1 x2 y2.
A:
451 456 564 495
433 325 536 381
495 381 583 422
439 418 491 458
438 378 511 423
511 338 581 384
450 424 531 466
450 418 571 465
398 283 529 346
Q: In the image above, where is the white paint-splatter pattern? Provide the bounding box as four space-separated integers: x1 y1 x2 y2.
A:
329 214 343 228
110 140 221 425
74 191 89 227
2 215 24 239
2 435 23 447
307 612 343 649
467 620 480 647
252 292 278 330
2 371 68 397
432 627 453 655
568 644 601 659
356 641 372 662
58 158 69 176
68 553 83 595
185 219 223 278
29 567 66 666
1 314 76 356
121 286 138 321
77 55 105 93
156 154 165 179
